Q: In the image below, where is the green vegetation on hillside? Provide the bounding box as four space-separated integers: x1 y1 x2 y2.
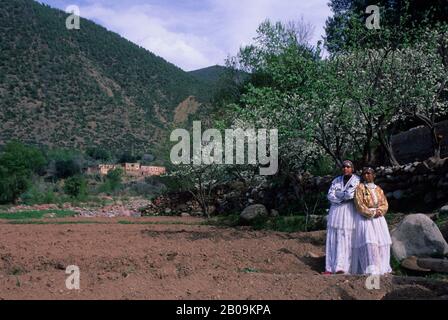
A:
0 0 213 155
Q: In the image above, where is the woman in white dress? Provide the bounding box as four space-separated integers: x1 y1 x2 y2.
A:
352 167 392 275
324 160 360 275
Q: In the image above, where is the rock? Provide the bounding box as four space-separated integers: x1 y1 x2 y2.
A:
416 258 448 274
414 162 429 174
401 256 431 272
229 181 246 192
240 204 268 224
392 190 404 200
131 211 141 218
250 189 258 198
176 204 187 211
181 212 190 217
439 205 448 215
425 157 439 170
164 208 172 215
306 251 320 258
391 214 448 261
439 221 448 242
270 209 279 217
425 213 439 221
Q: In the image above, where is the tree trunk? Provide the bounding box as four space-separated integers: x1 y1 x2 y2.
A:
378 129 400 166
415 114 441 160
430 126 442 160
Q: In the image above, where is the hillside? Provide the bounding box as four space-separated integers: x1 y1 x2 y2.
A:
189 65 249 93
189 65 229 84
0 0 212 157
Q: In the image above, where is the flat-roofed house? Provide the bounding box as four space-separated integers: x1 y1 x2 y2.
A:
87 163 166 178
140 165 166 176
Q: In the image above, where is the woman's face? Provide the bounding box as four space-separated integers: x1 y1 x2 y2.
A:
363 172 375 183
342 165 353 176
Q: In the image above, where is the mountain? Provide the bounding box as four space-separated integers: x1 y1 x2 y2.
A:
0 0 213 158
189 65 230 85
189 65 250 107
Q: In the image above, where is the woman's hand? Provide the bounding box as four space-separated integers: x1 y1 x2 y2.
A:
366 208 376 219
374 209 383 218
335 190 345 199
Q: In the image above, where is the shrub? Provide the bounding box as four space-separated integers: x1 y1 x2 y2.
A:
86 147 111 161
0 141 46 204
99 168 123 194
63 175 87 199
129 177 166 197
55 158 82 179
21 182 56 205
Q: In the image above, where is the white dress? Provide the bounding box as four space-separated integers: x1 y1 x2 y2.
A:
351 183 392 275
325 175 360 274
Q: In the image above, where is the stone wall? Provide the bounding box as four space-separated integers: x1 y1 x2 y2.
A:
391 120 448 163
143 157 448 216
296 157 448 213
374 158 448 212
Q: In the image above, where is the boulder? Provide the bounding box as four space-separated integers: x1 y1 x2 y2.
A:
424 213 439 221
401 256 431 272
391 214 448 261
439 221 448 243
416 258 448 274
439 205 448 215
240 204 268 224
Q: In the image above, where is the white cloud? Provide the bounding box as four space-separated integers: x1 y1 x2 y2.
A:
80 4 224 70
71 0 332 71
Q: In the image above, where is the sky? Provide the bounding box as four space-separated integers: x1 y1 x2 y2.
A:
37 0 332 71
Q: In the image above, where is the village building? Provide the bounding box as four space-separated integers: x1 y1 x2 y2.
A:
87 163 166 178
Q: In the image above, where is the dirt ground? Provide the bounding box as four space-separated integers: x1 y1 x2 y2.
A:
1 216 447 300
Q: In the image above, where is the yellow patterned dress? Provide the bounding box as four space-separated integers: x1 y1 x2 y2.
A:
352 182 392 275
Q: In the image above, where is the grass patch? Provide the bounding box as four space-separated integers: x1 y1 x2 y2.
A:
117 220 205 226
0 209 77 220
204 214 240 227
7 220 103 225
253 215 308 232
207 214 325 233
435 213 448 228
